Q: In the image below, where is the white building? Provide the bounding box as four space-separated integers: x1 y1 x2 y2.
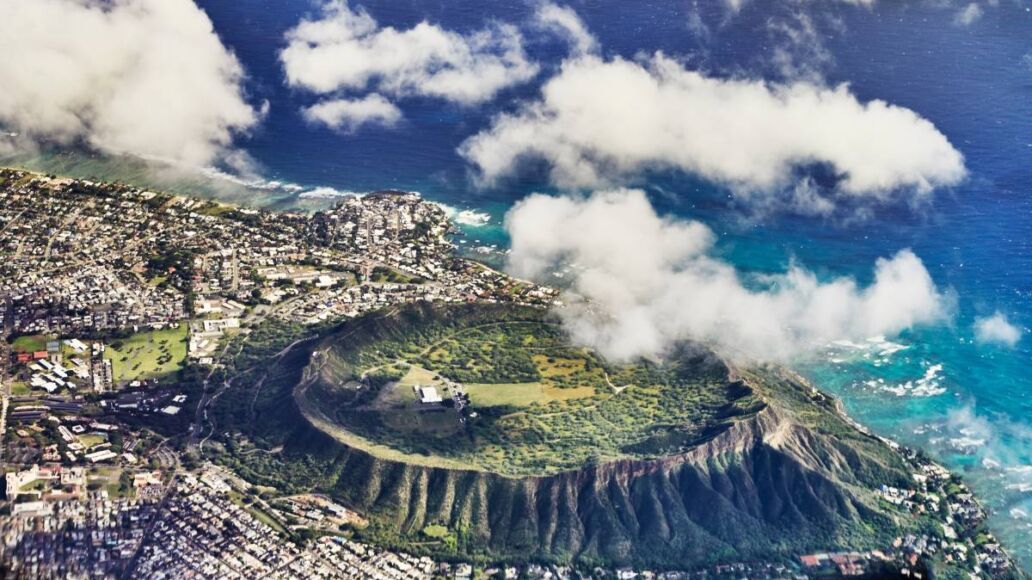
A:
417 386 442 404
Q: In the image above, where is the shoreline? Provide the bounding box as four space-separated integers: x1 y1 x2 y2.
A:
811 372 1025 576
2 164 1026 575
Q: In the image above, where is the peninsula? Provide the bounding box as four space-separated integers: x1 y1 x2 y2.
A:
0 168 1021 579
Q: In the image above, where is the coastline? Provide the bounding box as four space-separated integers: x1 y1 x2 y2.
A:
810 371 1025 576
2 164 1026 575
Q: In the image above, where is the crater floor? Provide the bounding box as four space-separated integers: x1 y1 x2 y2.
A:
297 304 762 477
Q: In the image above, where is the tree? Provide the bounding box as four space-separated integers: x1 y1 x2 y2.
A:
119 470 133 493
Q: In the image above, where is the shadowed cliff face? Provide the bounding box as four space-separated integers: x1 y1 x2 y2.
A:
235 303 915 568
316 403 908 567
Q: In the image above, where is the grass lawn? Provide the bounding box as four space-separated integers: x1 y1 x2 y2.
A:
370 266 418 284
84 468 128 498
78 434 107 449
11 334 49 353
104 324 188 384
250 504 289 535
223 491 288 535
397 365 443 390
419 524 457 549
20 479 49 492
464 382 595 408
197 202 236 217
59 342 88 361
422 524 449 538
10 382 31 396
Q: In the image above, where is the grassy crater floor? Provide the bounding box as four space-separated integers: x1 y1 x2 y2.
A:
298 305 763 477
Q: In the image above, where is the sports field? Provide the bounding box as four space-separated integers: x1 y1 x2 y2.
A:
104 324 188 383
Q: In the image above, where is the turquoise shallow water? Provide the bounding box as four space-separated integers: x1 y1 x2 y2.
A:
4 0 1032 568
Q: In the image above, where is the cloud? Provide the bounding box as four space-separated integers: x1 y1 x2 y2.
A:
766 11 833 81
685 3 711 42
302 94 402 133
974 312 1022 347
724 0 747 14
281 0 538 110
462 54 966 212
505 188 950 361
0 0 260 167
954 2 984 25
533 2 599 56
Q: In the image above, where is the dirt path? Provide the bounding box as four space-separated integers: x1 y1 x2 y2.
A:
602 370 628 394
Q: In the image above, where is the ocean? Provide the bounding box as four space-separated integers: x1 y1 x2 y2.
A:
4 0 1031 567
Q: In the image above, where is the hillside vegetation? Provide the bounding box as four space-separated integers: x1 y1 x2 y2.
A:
208 302 924 569
301 305 755 476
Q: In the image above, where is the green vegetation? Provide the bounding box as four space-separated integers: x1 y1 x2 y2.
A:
104 324 187 384
224 489 291 537
463 381 594 407
86 468 130 499
370 266 421 284
144 245 198 290
19 479 49 492
11 334 49 353
421 525 458 549
77 434 107 449
249 504 289 536
191 303 928 569
204 317 343 493
301 305 745 476
201 304 925 571
196 201 236 218
421 524 449 538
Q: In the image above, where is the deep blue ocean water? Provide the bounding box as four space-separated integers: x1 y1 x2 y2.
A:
7 0 1032 567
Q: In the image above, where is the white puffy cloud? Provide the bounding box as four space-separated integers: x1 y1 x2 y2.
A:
462 54 966 212
505 189 950 361
534 2 599 56
954 3 984 26
281 0 538 109
974 312 1022 347
302 94 402 133
0 0 260 167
